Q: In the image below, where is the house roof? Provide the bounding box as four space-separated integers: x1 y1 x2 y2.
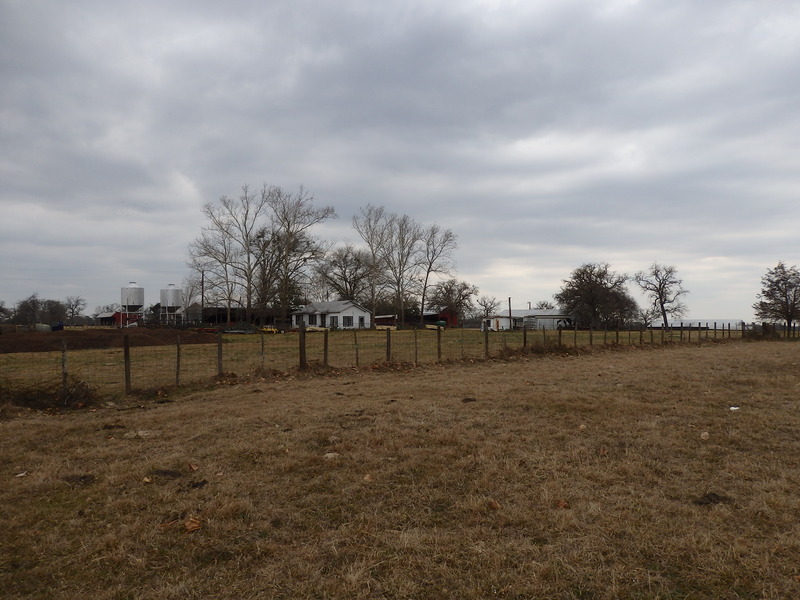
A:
293 300 368 315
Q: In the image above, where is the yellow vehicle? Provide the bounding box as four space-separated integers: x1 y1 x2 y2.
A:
260 326 284 334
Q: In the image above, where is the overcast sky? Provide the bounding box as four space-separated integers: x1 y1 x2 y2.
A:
2 0 799 320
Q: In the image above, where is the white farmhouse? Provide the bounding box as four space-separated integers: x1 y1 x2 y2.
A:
293 301 371 330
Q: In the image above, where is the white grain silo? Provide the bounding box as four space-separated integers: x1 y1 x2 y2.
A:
160 283 184 324
121 282 144 327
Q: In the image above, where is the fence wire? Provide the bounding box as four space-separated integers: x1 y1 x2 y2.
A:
0 323 783 401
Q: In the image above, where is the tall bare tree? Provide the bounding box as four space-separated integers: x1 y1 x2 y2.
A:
64 296 87 324
381 213 422 326
188 224 241 323
265 185 336 324
634 263 689 328
189 184 271 323
476 295 500 318
428 278 477 324
418 224 457 323
313 243 373 304
352 204 392 322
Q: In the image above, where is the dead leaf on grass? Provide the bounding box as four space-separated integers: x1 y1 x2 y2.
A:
14 471 28 478
184 516 202 532
362 473 373 482
188 463 199 472
486 498 502 511
556 499 571 509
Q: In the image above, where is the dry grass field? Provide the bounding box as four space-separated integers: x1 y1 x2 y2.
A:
2 340 800 599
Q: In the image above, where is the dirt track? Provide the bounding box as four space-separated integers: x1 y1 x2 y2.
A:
0 328 220 354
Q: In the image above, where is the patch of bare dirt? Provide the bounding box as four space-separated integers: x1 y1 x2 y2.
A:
0 328 220 354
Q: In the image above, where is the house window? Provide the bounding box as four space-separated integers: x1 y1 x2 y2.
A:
320 314 326 327
329 316 338 328
308 314 317 326
343 316 353 328
358 316 365 329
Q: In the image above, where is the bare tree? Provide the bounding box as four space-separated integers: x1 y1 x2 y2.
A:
352 204 392 322
634 263 689 328
64 296 87 324
266 185 336 324
476 295 501 318
189 184 271 323
533 300 555 310
418 224 457 323
381 213 422 326
428 278 477 324
313 243 373 303
188 225 241 324
14 293 41 325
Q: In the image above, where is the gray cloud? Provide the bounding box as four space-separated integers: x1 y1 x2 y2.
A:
2 0 799 318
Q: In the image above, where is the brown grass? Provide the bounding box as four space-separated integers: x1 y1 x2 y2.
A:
2 340 800 599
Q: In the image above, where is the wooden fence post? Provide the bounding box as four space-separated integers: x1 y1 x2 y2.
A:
484 327 489 358
61 339 68 400
386 328 391 362
437 327 442 361
217 333 223 377
414 328 419 364
639 328 643 345
323 329 329 368
589 327 593 346
353 329 359 367
523 325 527 348
260 331 265 371
124 334 132 395
299 322 307 370
175 335 181 387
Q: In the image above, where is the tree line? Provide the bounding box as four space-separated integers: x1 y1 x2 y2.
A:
185 184 475 327
0 294 87 326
